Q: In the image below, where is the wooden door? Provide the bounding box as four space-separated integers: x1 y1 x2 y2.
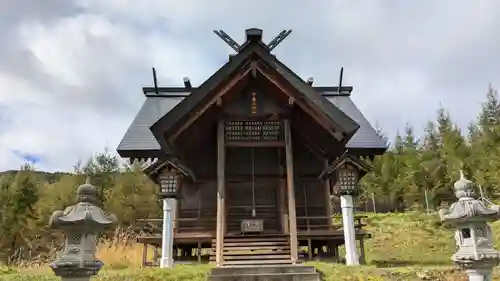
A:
226 180 280 234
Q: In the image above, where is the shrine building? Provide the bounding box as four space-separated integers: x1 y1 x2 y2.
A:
117 28 387 267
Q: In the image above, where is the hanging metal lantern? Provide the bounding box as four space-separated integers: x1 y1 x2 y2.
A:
322 153 370 198
333 163 360 196
158 171 180 199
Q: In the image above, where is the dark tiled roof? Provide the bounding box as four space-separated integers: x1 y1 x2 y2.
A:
116 96 184 155
116 94 386 156
327 96 387 149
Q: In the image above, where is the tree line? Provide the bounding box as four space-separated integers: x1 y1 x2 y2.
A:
0 86 499 264
361 86 500 212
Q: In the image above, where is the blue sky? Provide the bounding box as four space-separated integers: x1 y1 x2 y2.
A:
0 0 500 172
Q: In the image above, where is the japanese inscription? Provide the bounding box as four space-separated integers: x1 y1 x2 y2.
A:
241 219 264 233
224 121 283 142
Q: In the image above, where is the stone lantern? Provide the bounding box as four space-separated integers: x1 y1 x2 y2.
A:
438 171 500 281
48 177 117 281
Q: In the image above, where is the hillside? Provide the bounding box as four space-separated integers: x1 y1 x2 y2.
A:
0 170 70 184
2 212 498 281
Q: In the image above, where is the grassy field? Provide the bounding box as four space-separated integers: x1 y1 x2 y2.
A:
2 211 500 281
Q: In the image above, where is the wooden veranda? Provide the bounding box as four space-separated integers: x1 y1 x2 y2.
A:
136 215 369 267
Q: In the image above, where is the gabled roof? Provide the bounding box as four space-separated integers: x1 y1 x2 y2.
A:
149 40 359 150
116 91 386 159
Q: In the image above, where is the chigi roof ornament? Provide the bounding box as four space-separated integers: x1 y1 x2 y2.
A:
213 28 292 53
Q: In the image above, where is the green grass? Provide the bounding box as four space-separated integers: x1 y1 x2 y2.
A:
3 211 500 280
0 265 211 281
362 212 456 265
0 264 474 281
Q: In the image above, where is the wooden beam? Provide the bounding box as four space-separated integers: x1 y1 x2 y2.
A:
225 141 285 147
292 124 326 160
169 67 252 143
216 120 226 266
284 119 298 263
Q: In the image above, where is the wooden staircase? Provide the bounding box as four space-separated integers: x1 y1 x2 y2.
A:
210 234 293 266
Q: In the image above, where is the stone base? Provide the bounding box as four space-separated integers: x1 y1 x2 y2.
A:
60 277 90 281
208 265 320 281
50 261 102 280
465 268 493 281
160 257 173 268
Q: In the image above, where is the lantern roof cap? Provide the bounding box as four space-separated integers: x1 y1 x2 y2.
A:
320 152 371 180
439 171 500 224
453 170 476 199
48 176 117 230
76 176 99 199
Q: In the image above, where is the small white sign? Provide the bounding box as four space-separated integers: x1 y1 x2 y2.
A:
241 219 264 233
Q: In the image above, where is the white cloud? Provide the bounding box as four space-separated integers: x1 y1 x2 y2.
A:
1 1 500 172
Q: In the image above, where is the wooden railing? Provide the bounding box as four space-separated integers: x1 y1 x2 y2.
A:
177 208 216 232
297 213 367 232
136 210 368 234
332 214 367 230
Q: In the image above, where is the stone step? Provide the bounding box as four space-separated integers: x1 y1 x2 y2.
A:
222 259 294 266
210 265 316 275
208 272 319 281
209 251 291 261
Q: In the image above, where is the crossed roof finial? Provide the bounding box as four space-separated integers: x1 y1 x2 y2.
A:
213 29 292 53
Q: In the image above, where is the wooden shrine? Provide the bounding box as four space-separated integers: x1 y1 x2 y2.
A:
117 28 387 267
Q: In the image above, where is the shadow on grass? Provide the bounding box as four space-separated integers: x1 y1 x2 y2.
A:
371 259 451 268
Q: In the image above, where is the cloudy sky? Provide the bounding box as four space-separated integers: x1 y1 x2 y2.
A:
0 0 499 172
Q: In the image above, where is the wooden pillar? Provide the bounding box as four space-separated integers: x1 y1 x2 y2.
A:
141 243 147 267
174 198 179 233
307 239 312 260
279 180 287 233
278 150 288 233
333 244 339 261
284 119 298 263
324 159 333 225
359 238 366 264
323 159 335 260
216 120 225 267
153 245 159 264
197 241 202 263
